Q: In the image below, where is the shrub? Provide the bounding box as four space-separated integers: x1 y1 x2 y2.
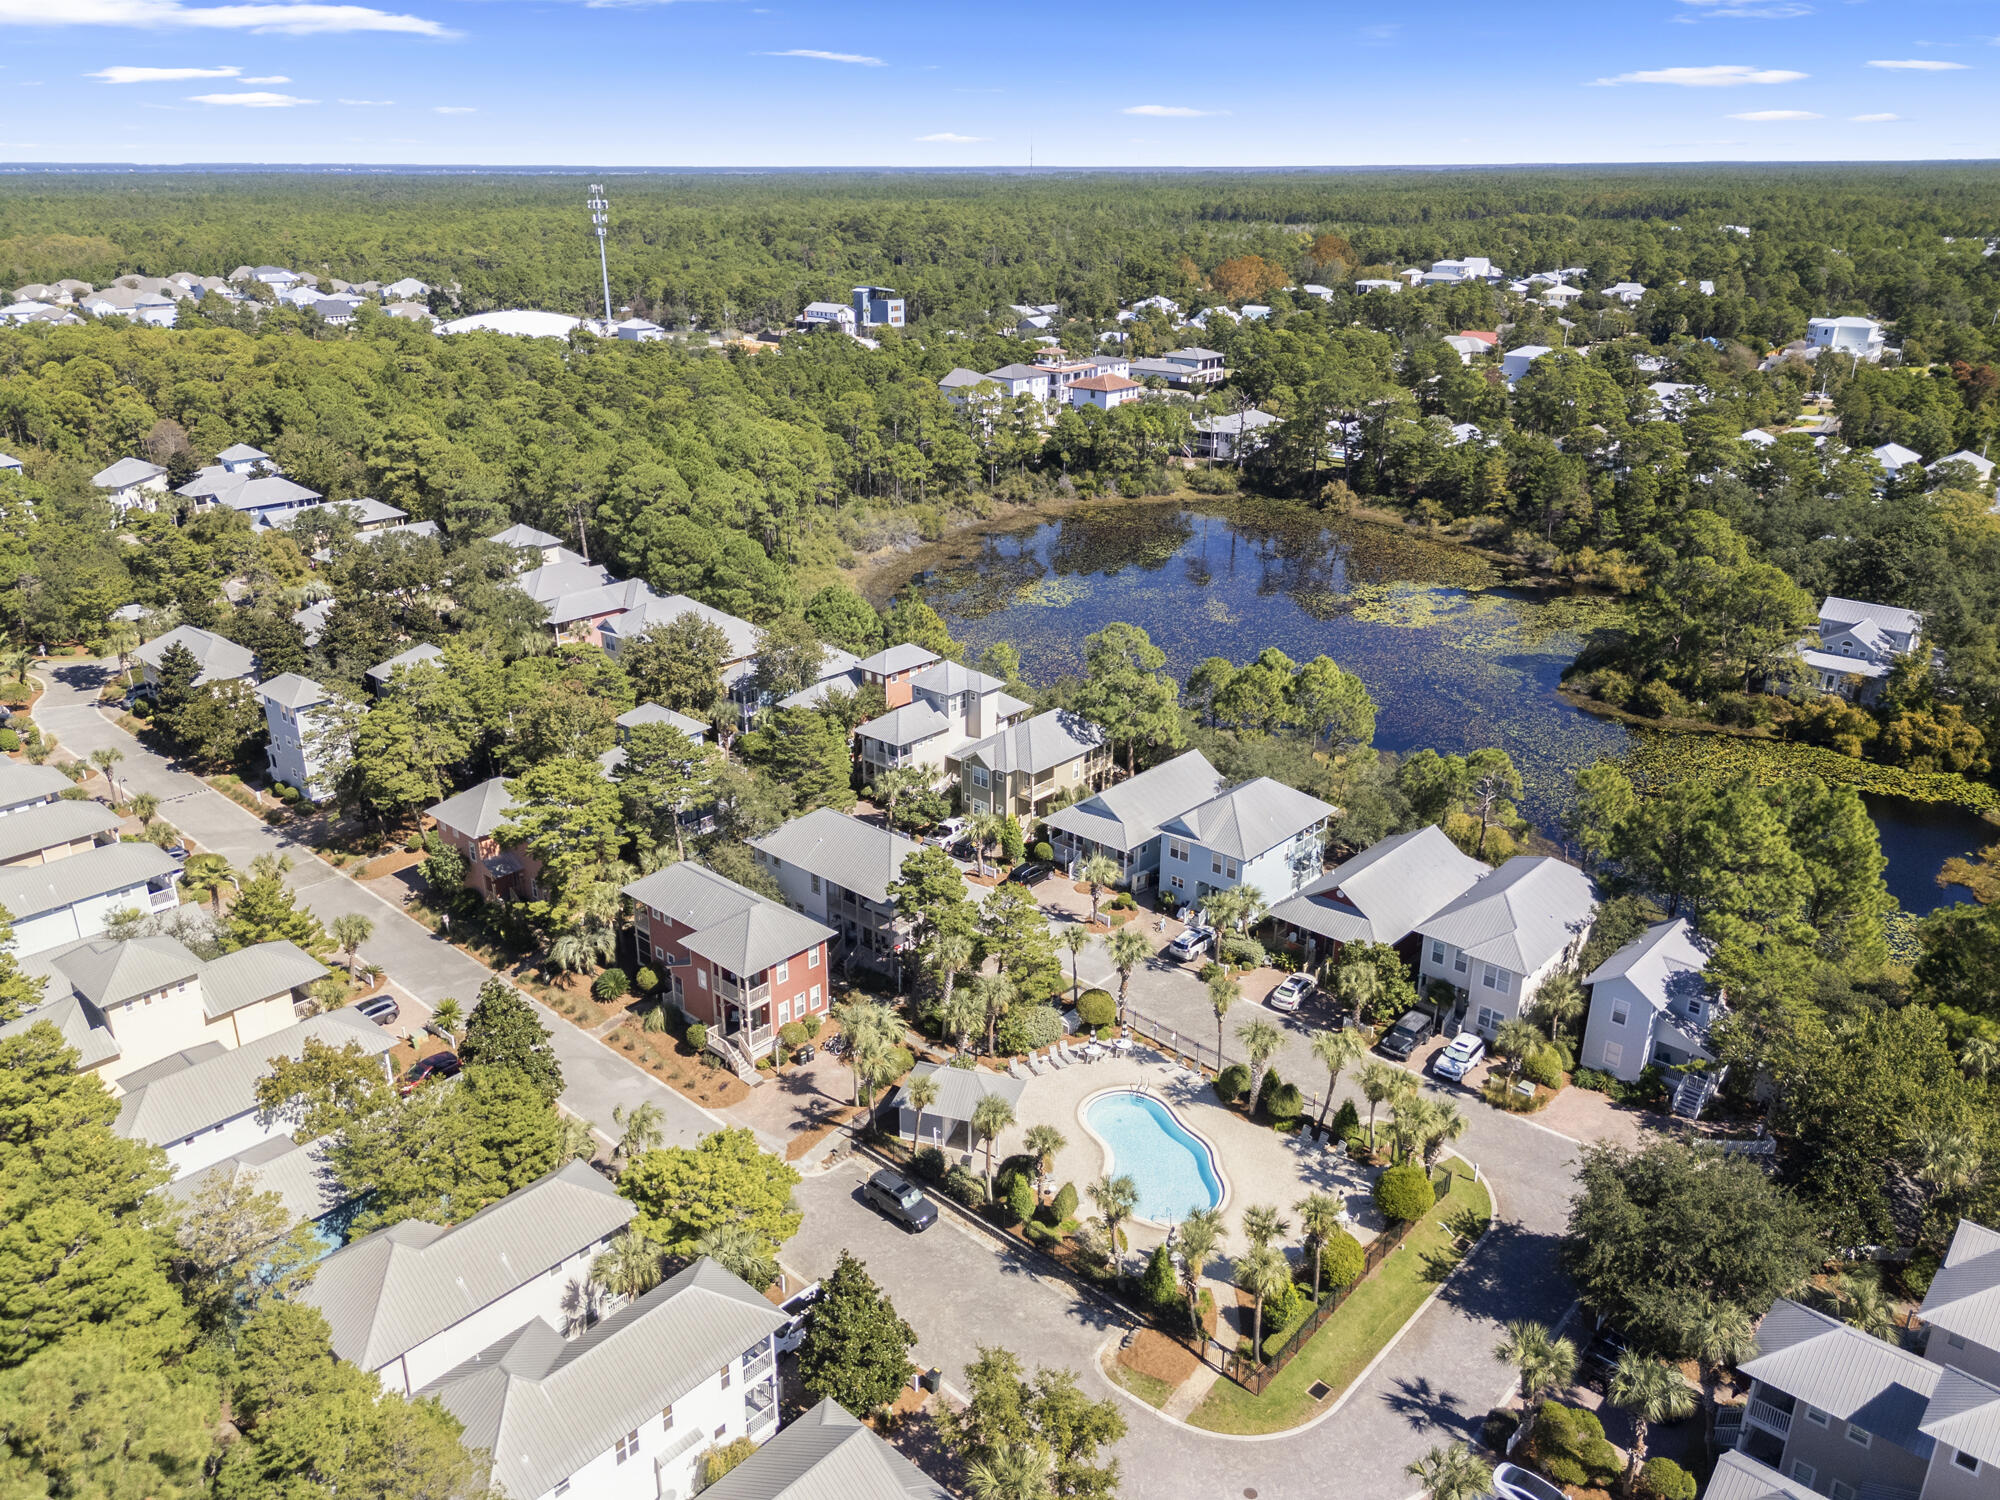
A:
277 783 300 803
1096 1024 1116 1042
801 1015 822 1038
702 1437 756 1486
1033 841 1054 862
1901 1252 1939 1300
1109 892 1137 910
1024 1219 1059 1245
0 729 18 752
1330 1098 1360 1139
1265 1080 1304 1129
1520 1043 1565 1089
1573 1067 1614 1095
1214 1062 1251 1105
1140 1244 1179 1311
685 1022 708 1054
1319 1228 1366 1291
1578 668 1634 708
129 696 153 720
1481 1408 1521 1455
592 967 631 1002
1373 1164 1435 1223
996 1004 1062 1055
263 808 287 826
1631 679 1689 719
635 966 659 994
1219 935 1266 969
1051 1181 1078 1224
1639 1458 1697 1500
779 1021 808 1051
1075 989 1116 1029
1003 1172 1035 1225
944 1166 986 1207
403 832 424 852
911 1146 948 1182
1531 1403 1622 1488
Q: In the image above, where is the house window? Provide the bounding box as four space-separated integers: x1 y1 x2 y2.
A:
1482 965 1499 990
1947 1331 1967 1349
1171 876 1184 892
1225 862 1238 880
1168 840 1187 861
808 948 820 969
1790 1464 1815 1488
1846 1425 1871 1449
1431 941 1445 965
1453 951 1468 974
1686 1000 1702 1016
720 1363 731 1390
1477 1007 1502 1033
1601 1041 1623 1072
1610 1004 1629 1027
971 768 989 788
778 1000 791 1024
810 874 821 895
1954 1451 1981 1474
1830 1484 1855 1500
697 969 708 989
1211 855 1222 875
714 1423 728 1441
809 985 821 1007
662 1405 674 1430
615 1430 640 1464
1804 1407 1828 1427
776 960 790 983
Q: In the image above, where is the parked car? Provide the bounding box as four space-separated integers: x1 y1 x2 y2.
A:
774 1282 821 1353
400 1050 460 1096
863 1169 938 1233
1493 1464 1568 1500
1165 926 1215 962
355 992 400 1027
1006 859 1058 887
1375 1008 1432 1060
1431 1031 1486 1081
929 816 969 850
1266 974 1314 1013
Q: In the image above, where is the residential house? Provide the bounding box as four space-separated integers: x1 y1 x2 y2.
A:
293 598 334 646
1579 918 1722 1107
0 842 184 955
79 286 179 327
2 934 326 1090
0 760 77 817
952 709 1110 824
751 808 918 977
417 1258 787 1500
490 523 571 567
1122 294 1182 320
258 673 339 800
1130 347 1226 390
622 861 835 1064
938 368 999 409
1541 283 1585 307
798 300 857 333
113 1007 394 1180
613 317 665 341
0 453 20 473
856 643 944 708
1800 596 1926 700
1354 279 1403 294
1872 442 1924 477
383 277 431 300
1191 409 1279 462
1647 382 1704 418
597 594 760 688
851 285 905 329
92 457 169 513
383 301 433 324
982 363 1054 403
889 1063 1026 1152
1502 345 1553 383
1046 749 1226 893
428 777 538 901
1743 429 1780 448
0 799 119 866
1423 257 1505 285
1069 372 1142 410
176 464 320 523
1443 334 1495 363
365 642 445 693
1085 353 1134 378
1415 856 1598 1038
1269 825 1490 968
597 702 708 777
1807 317 1887 362
1601 281 1648 305
1932 451 1998 489
700 1398 952 1500
1918 1219 2000 1388
270 497 411 536
301 1161 636 1396
854 659 1029 784
1156 777 1335 907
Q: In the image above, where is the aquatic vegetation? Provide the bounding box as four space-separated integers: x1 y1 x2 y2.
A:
1624 732 2000 815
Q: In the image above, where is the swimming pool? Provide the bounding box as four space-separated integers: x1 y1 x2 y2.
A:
1082 1089 1225 1225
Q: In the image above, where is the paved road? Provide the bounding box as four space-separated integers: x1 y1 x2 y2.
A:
36 659 721 1152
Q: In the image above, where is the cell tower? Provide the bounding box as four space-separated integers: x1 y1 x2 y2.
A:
588 183 614 335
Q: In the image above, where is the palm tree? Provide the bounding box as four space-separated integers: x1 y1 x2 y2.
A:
965 1442 1053 1500
1088 1174 1139 1275
1833 1272 1898 1342
969 812 1006 877
1910 1125 1985 1215
1079 853 1121 924
1310 1027 1366 1132
831 997 900 1104
1336 953 1385 1026
1242 1203 1290 1253
1495 1018 1542 1078
972 1092 1016 1197
558 1277 603 1336
1105 923 1149 1020
182 853 239 915
1358 1060 1404 1151
1206 968 1240 1068
1687 1300 1758 1411
1177 1206 1225 1342
1407 1444 1494 1500
905 1073 940 1148
330 912 373 977
89 746 124 803
590 1235 666 1302
1495 1320 1578 1431
1961 1035 1999 1082
1240 1243 1293 1365
972 972 1015 1058
1531 971 1586 1049
107 622 139 688
1389 1093 1440 1167
1607 1351 1697 1493
1236 1016 1284 1111
867 765 930 825
612 1100 664 1158
1058 924 1089 1001
927 928 973 1042
1421 1099 1468 1170
1295 1191 1345 1303
1023 1123 1066 1205
430 997 463 1039
129 791 160 827
695 1219 777 1289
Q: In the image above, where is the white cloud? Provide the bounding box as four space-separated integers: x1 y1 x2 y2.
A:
339 96 392 105
759 48 883 65
1590 64 1807 85
0 2 448 36
243 72 287 81
89 63 239 81
1674 0 1812 17
1122 103 1228 117
187 88 314 104
916 132 986 142
432 104 473 113
1866 58 1967 70
1850 111 1901 121
1729 108 1821 119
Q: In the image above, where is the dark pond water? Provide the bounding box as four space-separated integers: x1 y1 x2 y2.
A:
878 498 1990 916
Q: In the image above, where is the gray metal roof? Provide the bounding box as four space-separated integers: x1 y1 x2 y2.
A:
601 593 759 660
1417 855 1598 975
616 702 708 738
180 471 321 514
1584 918 1710 1010
544 576 653 627
419 1257 787 1500
427 777 517 841
114 1008 393 1145
1744 1299 1940 1457
910 660 1004 698
92 457 165 489
621 862 835 978
700 1399 950 1500
751 809 918 907
302 1160 633 1370
163 1133 345 1226
1922 1366 2000 1469
1921 1221 2000 1354
0 799 118 864
0 840 178 921
197 941 327 1020
136 624 256 684
1046 750 1225 854
512 559 615 604
890 1062 1025 1126
0 761 72 809
0 992 121 1068
255 672 330 711
856 700 951 748
857 643 942 676
51 934 198 1007
1822 596 1921 636
956 709 1105 778
1270 825 1489 947
1158 776 1334 862
1705 1451 1824 1500
215 443 268 462
365 642 445 684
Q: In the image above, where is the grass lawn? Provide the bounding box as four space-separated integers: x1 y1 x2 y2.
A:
1107 1363 1175 1409
1188 1174 1493 1435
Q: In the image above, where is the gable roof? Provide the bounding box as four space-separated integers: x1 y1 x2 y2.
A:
858 643 943 676
0 840 179 922
302 1160 633 1371
163 1133 344 1227
513 559 615 605
419 1258 786 1500
1704 1451 1824 1500
1919 1220 2000 1354
911 660 1003 698
51 934 199 1007
751 808 919 907
197 941 327 1019
602 593 759 660
1269 825 1489 947
939 367 994 389
1417 855 1597 975
1585 917 1710 1009
1743 1299 1941 1457
621 862 834 977
1921 1366 2000 1470
489 523 561 550
216 443 269 462
427 777 517 842
1159 776 1335 862
889 1061 1025 1126
1821 596 1921 636
91 457 165 489
136 624 256 684
366 643 445 685
701 1399 950 1500
178 469 320 514
616 702 708 738
0 799 118 864
856 700 952 749
957 709 1105 778
1046 750 1225 855
0 761 73 809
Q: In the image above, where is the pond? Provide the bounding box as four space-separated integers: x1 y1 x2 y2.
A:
876 497 1990 916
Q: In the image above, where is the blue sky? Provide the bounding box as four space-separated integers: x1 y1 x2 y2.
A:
0 0 1991 166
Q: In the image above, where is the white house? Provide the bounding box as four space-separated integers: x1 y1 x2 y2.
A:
1157 777 1335 906
1931 450 1997 489
91 457 169 513
1269 825 1490 967
0 842 184 956
854 659 1030 783
982 363 1053 402
0 760 73 817
1068 372 1142 410
798 301 857 333
1742 428 1779 448
1502 345 1553 384
613 318 665 341
1423 257 1503 285
1541 283 1585 307
301 1161 636 1395
418 1257 787 1500
1601 281 1647 305
258 673 339 800
701 1399 951 1500
1872 442 1924 476
1800 595 1926 700
383 277 431 300
1579 918 1720 1094
751 807 918 977
136 624 256 690
1807 316 1886 362
3 934 326 1090
1190 409 1280 462
1354 279 1402 295
176 463 320 523
438 310 584 339
1416 855 1598 1039
1047 750 1226 893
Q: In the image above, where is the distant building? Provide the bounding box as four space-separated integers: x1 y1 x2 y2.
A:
91 457 169 514
1191 408 1279 462
1502 345 1553 383
1799 596 1926 700
1068 372 1141 410
258 673 339 800
428 777 537 902
850 285 905 329
135 625 256 690
437 310 583 339
1806 316 1886 362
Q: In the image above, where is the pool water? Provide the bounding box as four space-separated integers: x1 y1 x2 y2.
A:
1084 1089 1224 1225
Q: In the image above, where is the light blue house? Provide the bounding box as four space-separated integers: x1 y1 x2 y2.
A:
1157 776 1335 907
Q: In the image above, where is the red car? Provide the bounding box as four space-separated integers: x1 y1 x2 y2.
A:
400 1050 461 1096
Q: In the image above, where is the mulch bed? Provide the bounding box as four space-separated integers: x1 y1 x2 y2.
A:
1121 1328 1199 1387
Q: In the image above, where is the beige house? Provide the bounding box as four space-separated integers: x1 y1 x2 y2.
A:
951 709 1110 823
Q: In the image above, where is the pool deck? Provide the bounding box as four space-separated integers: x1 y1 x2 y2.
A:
1007 1050 1387 1269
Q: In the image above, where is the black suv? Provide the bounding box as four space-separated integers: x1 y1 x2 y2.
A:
864 1170 939 1232
1375 1008 1433 1061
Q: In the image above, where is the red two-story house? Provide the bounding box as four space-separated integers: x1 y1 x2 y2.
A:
621 863 836 1063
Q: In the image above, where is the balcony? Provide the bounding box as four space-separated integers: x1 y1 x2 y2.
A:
745 1382 778 1432
742 1348 775 1383
148 884 180 913
1746 1398 1794 1438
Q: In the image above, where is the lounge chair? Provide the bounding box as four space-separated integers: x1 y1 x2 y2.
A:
1008 1059 1026 1080
1047 1047 1067 1069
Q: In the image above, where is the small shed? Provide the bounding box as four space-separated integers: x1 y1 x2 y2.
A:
889 1063 1026 1153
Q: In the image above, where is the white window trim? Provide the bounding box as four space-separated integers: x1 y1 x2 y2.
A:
1804 1407 1829 1427
1954 1451 1981 1475
1791 1463 1816 1488
1610 1004 1629 1027
1846 1424 1871 1449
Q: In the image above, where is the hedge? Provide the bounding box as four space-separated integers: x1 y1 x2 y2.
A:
1373 1164 1436 1223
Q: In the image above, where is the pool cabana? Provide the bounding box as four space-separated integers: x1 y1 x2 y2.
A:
889 1063 1027 1154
